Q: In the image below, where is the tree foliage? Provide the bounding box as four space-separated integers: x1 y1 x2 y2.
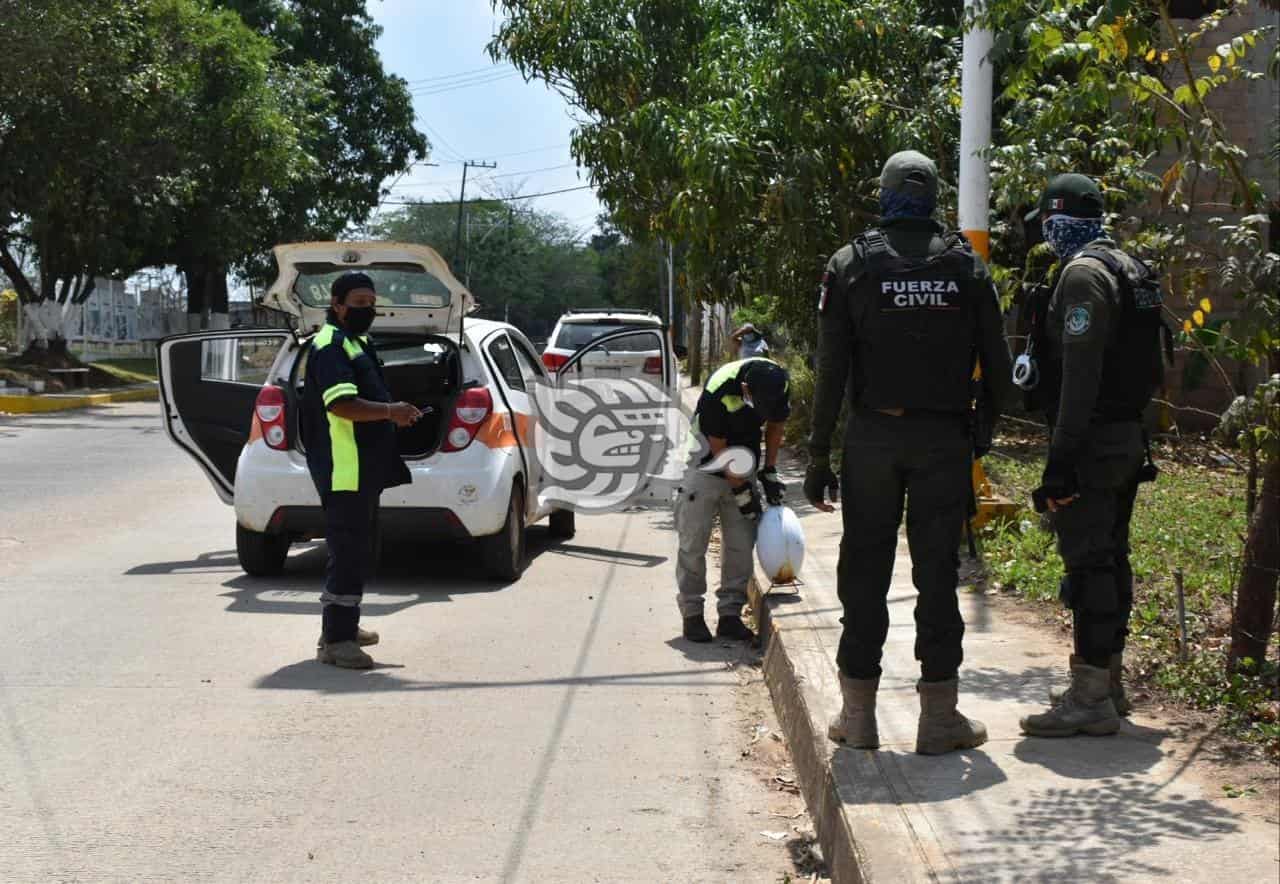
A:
216 0 428 281
0 0 322 342
983 0 1277 369
490 0 962 339
0 0 427 340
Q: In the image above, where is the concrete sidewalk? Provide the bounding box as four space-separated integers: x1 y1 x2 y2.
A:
752 455 1279 884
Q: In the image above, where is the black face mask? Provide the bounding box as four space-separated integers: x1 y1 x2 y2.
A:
342 306 376 335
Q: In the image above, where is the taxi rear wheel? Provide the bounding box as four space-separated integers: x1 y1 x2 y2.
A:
484 486 526 582
237 524 289 577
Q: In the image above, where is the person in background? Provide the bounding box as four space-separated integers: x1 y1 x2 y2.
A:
731 322 770 360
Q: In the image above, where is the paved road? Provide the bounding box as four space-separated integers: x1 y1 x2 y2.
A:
0 403 800 883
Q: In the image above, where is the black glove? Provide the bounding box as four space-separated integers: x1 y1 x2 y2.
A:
803 455 839 507
731 482 762 522
1031 454 1079 513
759 466 785 506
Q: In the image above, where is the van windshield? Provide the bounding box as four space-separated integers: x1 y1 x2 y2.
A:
293 262 452 309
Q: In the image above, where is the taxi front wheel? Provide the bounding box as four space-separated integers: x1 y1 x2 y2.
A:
237 523 289 577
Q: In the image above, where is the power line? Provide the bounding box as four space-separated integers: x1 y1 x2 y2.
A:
431 143 570 165
404 63 513 86
393 163 577 189
419 121 464 163
380 185 593 206
410 72 520 97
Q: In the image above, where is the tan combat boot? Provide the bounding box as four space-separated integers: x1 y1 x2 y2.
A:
1048 653 1130 716
316 640 374 669
827 675 879 748
1021 661 1121 737
915 679 988 755
317 627 380 650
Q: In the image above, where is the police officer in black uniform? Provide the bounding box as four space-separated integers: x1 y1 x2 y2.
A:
1019 174 1166 737
805 151 1013 755
306 272 420 669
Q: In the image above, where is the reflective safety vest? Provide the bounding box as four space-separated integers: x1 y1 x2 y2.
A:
848 229 981 413
303 323 409 496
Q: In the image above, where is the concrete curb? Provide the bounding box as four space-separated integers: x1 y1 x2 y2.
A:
0 383 157 413
750 567 935 884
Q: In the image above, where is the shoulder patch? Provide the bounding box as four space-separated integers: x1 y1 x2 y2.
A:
1065 304 1092 336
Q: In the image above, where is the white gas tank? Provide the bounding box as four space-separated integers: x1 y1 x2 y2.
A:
756 505 805 584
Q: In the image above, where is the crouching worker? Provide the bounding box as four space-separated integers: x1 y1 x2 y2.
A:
676 358 791 644
305 272 422 668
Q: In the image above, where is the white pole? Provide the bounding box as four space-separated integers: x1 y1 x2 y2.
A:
959 0 994 261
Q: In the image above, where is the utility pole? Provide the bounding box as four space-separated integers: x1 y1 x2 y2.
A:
505 206 514 323
453 160 497 278
959 1 1000 532
959 0 994 261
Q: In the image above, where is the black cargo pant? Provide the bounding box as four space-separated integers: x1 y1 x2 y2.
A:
836 410 972 682
1050 421 1144 668
320 489 380 643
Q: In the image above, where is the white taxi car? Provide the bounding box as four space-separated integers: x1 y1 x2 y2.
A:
158 242 676 581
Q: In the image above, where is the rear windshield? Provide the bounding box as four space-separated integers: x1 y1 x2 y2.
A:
555 322 661 352
293 262 452 309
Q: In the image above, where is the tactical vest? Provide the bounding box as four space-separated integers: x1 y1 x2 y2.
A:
849 229 980 413
1048 247 1171 421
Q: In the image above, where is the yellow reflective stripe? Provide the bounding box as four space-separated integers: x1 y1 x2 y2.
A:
705 360 743 394
322 382 359 407
328 413 359 491
721 395 746 413
313 324 337 349
342 337 362 359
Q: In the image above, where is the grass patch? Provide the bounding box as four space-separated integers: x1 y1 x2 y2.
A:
981 428 1279 756
90 357 158 384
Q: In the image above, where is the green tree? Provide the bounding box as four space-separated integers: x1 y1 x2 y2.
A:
184 0 428 322
0 0 322 348
490 0 962 341
0 0 167 350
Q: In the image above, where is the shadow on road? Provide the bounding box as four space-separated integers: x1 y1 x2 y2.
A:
254 661 741 694
542 542 667 568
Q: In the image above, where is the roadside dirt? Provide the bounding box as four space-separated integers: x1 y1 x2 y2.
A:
726 640 831 884
711 525 831 883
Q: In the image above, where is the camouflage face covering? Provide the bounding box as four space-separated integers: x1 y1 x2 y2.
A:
1041 215 1105 259
879 187 936 220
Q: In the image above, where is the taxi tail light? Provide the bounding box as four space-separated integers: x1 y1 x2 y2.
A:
441 387 493 452
254 384 289 451
642 356 663 375
541 351 569 372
